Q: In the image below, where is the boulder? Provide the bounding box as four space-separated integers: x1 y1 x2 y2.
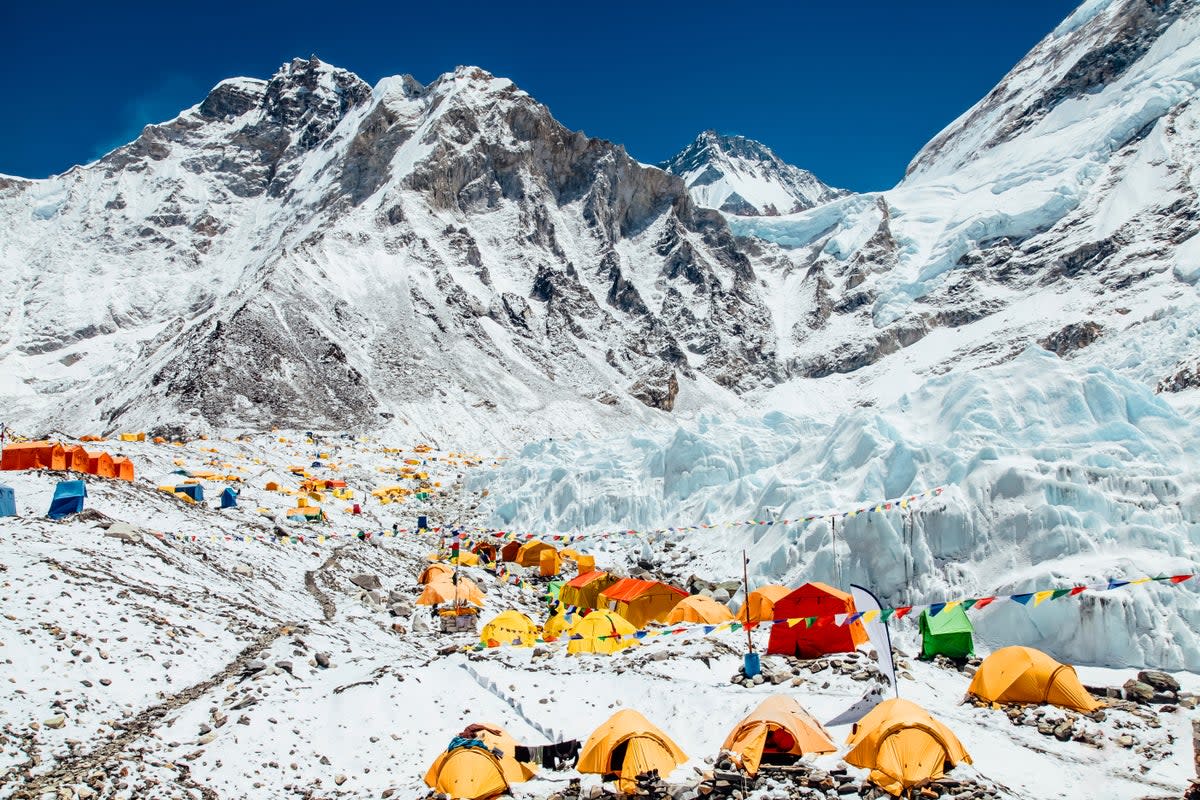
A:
1123 679 1155 703
1138 670 1180 693
232 564 254 578
350 574 382 591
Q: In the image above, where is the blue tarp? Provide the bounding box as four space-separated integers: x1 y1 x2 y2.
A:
0 485 15 517
175 484 204 502
311 461 323 468
48 481 86 520
220 487 238 509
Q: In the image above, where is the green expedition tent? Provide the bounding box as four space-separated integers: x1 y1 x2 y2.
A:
918 604 974 659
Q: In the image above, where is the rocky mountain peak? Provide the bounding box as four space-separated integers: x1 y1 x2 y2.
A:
661 130 844 216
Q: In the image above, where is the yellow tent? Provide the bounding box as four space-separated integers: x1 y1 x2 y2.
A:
416 577 486 607
539 548 562 577
579 709 687 793
456 550 482 567
424 724 535 799
737 585 790 626
560 571 618 610
844 698 970 797
559 548 582 562
419 563 455 585
599 578 688 628
480 610 538 648
666 595 735 625
721 695 835 776
566 610 639 655
543 610 581 641
967 646 1100 712
516 540 556 568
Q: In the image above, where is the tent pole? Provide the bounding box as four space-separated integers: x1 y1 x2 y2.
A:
832 516 839 585
742 549 753 654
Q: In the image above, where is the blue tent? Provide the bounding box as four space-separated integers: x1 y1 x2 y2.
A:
220 487 238 509
0 485 15 517
48 481 86 520
311 461 323 469
175 484 204 502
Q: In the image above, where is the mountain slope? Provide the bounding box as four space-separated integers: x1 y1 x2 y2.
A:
731 0 1200 415
0 60 781 441
661 130 845 216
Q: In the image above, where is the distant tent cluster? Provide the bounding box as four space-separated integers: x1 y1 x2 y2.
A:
1 441 134 481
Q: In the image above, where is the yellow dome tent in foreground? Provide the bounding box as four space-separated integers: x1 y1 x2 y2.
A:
566 610 638 655
967 646 1101 712
480 610 538 647
666 594 735 625
721 695 836 776
578 709 687 793
844 698 970 797
424 724 535 799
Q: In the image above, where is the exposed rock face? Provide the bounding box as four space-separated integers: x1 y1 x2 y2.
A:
1040 322 1104 357
0 60 782 438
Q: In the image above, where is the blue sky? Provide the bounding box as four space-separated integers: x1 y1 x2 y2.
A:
2 0 1081 191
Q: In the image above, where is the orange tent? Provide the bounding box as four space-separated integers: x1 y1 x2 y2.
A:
579 710 687 793
63 445 91 473
424 724 535 799
599 578 688 628
112 457 135 481
473 542 498 563
967 646 1100 712
766 582 868 658
722 695 836 776
41 443 67 471
738 585 790 627
539 548 562 577
844 698 971 796
416 577 486 607
86 451 116 479
666 595 735 625
516 540 555 568
418 563 455 585
1 442 49 470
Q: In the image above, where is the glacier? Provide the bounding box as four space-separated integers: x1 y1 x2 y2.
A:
472 348 1200 670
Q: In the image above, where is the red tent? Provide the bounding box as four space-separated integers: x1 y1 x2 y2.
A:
500 540 524 562
1 442 49 470
766 582 868 658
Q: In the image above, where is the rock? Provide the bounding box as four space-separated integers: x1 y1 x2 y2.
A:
99 678 112 686
1139 670 1180 693
1117 734 1135 748
1123 679 1155 703
1053 721 1074 741
197 732 217 745
651 651 670 662
751 674 765 685
275 661 294 674
712 589 731 603
350 574 382 591
232 564 254 578
315 652 332 669
44 715 66 729
76 786 96 799
105 529 141 545
334 774 347 786
1036 721 1054 736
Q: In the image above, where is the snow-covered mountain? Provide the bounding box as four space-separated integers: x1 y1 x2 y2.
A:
732 0 1200 412
661 130 845 216
0 61 780 443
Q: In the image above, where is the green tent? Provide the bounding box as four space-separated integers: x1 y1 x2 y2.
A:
918 604 974 659
543 580 564 604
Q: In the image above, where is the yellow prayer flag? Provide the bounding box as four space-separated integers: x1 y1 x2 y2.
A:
1032 590 1055 606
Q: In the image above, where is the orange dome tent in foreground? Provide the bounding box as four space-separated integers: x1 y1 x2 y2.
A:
578 709 686 793
424 724 535 799
844 698 971 796
722 695 836 776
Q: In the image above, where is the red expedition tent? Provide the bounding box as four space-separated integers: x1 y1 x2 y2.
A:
766 582 868 658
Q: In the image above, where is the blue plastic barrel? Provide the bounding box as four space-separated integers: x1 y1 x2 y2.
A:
743 652 761 677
